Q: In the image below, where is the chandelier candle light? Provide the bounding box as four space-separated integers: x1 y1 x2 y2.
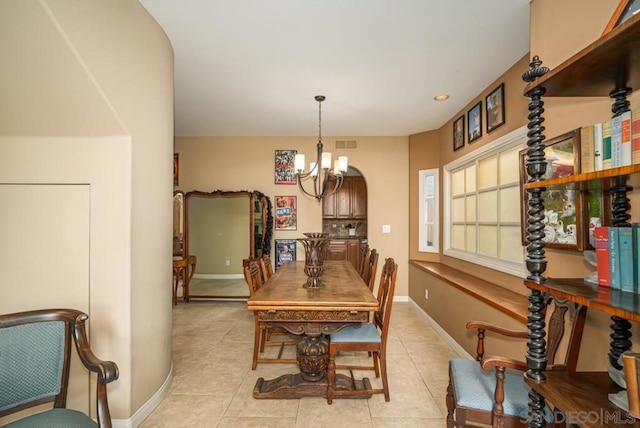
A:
294 96 348 201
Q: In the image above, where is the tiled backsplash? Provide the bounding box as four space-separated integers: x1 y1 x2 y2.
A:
322 219 367 238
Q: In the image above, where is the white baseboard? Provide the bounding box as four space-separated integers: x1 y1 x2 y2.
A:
111 361 173 428
408 298 472 359
192 273 244 280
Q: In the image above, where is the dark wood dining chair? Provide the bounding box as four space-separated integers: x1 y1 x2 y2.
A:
260 255 274 282
244 260 297 369
446 297 587 427
326 257 398 404
359 244 370 276
360 248 378 292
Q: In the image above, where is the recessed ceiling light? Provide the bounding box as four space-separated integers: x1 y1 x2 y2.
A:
434 94 449 101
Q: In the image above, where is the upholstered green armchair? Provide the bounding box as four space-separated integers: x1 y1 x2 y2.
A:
0 309 119 427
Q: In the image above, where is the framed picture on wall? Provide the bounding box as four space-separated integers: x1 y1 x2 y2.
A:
274 196 297 230
453 115 464 151
602 0 640 35
173 153 179 186
485 83 505 133
275 239 296 269
518 129 588 250
275 150 297 184
467 101 482 143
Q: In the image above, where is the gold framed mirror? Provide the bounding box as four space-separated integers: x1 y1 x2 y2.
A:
173 190 185 257
184 190 272 299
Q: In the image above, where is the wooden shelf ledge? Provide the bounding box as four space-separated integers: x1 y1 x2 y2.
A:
410 260 529 324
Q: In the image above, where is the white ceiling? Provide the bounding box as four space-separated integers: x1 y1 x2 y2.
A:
139 0 530 137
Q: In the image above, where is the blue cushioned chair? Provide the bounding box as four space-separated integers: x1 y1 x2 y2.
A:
446 298 587 427
326 257 398 404
0 309 119 427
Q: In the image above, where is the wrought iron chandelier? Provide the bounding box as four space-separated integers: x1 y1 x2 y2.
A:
294 95 348 201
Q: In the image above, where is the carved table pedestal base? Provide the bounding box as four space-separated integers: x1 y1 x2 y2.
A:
253 373 373 399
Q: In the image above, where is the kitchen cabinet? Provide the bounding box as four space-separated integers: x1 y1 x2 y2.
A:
323 176 367 219
521 14 640 427
325 239 362 271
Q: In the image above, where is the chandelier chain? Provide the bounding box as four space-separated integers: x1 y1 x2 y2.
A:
318 100 322 142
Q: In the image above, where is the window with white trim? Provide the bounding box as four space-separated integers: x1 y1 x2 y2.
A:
444 126 527 277
418 168 439 253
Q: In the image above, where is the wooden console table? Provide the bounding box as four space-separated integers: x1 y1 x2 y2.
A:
246 260 378 399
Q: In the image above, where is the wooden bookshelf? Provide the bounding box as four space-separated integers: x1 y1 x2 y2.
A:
521 9 640 427
523 13 640 97
525 372 639 428
523 164 640 190
525 279 640 323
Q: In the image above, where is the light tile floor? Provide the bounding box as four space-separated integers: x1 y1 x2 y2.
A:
141 300 461 427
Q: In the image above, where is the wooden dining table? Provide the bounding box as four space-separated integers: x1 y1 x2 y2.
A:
246 259 379 399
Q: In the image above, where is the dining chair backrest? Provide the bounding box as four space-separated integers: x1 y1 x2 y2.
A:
260 255 274 282
374 257 397 338
361 249 379 292
244 259 263 296
359 244 370 276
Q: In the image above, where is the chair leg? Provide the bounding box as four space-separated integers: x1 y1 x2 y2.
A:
379 351 390 402
259 327 267 353
252 317 261 370
446 373 455 428
373 351 380 378
326 349 336 405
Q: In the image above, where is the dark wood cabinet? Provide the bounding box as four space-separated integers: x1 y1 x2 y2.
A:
521 14 640 427
326 240 347 261
346 240 361 270
335 180 351 218
351 176 367 219
326 239 362 271
322 176 367 219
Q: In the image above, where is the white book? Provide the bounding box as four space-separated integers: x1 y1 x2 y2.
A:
580 125 594 173
594 122 604 171
612 115 622 167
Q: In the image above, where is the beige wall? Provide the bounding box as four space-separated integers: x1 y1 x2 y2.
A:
174 136 410 296
409 54 532 294
408 0 640 369
1 0 174 423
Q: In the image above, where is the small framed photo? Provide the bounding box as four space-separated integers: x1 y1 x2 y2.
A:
486 83 505 133
467 101 482 143
275 239 296 269
519 128 587 251
275 150 297 184
541 128 581 180
602 0 640 35
453 115 465 151
274 196 297 230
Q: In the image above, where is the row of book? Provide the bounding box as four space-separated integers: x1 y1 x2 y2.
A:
580 106 640 172
595 226 640 292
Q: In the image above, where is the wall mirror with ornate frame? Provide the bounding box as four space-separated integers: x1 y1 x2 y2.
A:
173 191 185 257
184 190 272 299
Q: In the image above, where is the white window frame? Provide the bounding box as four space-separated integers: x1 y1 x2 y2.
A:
418 168 439 253
443 125 528 278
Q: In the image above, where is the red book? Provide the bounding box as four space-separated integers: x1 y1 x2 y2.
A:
595 226 611 287
632 106 640 164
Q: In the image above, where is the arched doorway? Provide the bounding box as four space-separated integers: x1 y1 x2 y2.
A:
322 166 368 270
